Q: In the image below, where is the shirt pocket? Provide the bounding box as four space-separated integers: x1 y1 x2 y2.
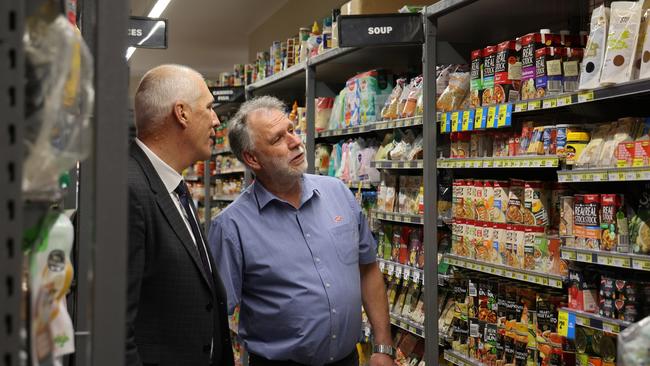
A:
328 224 359 265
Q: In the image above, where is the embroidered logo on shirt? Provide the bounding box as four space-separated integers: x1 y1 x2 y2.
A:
334 215 343 223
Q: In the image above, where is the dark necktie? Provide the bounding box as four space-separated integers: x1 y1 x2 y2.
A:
174 181 213 284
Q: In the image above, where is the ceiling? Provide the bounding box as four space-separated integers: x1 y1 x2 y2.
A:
128 0 289 79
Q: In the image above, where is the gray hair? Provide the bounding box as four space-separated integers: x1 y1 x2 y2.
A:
228 96 286 163
134 64 204 137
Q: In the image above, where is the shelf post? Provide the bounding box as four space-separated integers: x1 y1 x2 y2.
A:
306 65 316 174
422 13 440 365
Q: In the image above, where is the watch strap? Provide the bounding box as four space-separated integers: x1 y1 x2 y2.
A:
373 344 396 358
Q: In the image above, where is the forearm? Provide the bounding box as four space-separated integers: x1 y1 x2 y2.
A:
360 262 392 346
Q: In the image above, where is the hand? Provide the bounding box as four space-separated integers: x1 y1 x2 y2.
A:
369 353 395 366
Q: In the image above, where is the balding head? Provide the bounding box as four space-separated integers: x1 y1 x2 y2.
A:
134 64 205 138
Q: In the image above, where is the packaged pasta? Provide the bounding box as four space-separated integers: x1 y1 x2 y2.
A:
579 5 611 90
600 1 644 85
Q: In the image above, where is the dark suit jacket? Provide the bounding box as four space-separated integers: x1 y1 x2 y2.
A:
126 142 234 366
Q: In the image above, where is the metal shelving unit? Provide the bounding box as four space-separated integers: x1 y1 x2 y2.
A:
373 210 424 225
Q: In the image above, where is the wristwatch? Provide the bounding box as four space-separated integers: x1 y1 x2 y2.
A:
373 344 396 359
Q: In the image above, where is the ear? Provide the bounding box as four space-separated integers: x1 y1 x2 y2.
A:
173 101 189 128
243 150 261 171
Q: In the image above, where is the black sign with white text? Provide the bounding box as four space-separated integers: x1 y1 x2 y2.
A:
338 13 423 47
128 16 168 49
208 87 245 105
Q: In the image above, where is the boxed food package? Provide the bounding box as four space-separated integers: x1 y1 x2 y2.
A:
568 269 599 313
464 178 476 220
506 179 525 224
491 180 509 223
494 40 522 103
381 78 405 120
579 5 611 90
482 46 498 105
470 49 483 108
629 183 650 254
600 1 644 85
574 194 601 249
524 181 549 227
520 31 557 100
599 194 626 251
536 46 565 97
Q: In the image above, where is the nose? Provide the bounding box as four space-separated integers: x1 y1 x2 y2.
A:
288 130 302 149
212 110 220 127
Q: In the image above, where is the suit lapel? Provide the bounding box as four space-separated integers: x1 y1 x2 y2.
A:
130 143 214 291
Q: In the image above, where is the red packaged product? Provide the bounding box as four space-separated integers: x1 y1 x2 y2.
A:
494 40 522 104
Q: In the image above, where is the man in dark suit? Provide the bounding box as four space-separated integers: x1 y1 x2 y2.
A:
126 64 234 366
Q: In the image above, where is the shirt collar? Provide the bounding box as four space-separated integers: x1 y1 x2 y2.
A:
253 174 320 211
135 138 183 194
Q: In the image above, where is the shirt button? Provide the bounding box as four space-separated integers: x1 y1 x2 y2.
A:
326 283 331 288
332 334 337 339
315 257 321 263
330 357 334 361
332 309 337 314
306 233 311 238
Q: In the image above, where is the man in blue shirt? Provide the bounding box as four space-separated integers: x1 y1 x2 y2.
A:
208 96 395 366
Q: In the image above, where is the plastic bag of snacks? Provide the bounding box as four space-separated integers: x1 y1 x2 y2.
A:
618 315 650 366
579 5 610 90
381 78 406 120
401 76 423 118
315 97 334 131
436 72 470 112
600 1 644 86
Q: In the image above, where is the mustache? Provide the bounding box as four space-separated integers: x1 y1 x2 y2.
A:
289 145 305 160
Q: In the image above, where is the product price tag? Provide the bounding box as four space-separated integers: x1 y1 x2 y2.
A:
542 98 557 109
633 258 650 271
451 112 460 132
514 102 528 112
494 268 504 276
562 250 577 261
515 272 525 281
487 106 497 129
413 270 421 283
520 159 530 168
395 265 403 278
576 315 589 327
558 310 576 339
528 100 541 110
530 159 542 168
549 278 563 288
474 107 487 129
403 267 411 280
578 91 595 103
576 252 591 263
603 322 620 334
504 270 513 278
612 257 629 268
497 104 512 127
546 158 557 167
597 255 610 266
557 95 573 107
626 171 637 181
441 113 449 134
467 109 476 131
610 171 626 181
558 174 569 183
387 264 395 276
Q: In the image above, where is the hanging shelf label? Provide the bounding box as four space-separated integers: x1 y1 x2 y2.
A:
338 13 424 47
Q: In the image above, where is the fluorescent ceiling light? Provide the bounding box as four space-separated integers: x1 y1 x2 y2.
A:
126 0 171 60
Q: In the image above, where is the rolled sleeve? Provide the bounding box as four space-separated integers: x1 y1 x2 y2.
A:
208 216 242 315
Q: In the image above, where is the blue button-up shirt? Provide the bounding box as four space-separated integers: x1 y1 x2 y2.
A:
208 174 376 365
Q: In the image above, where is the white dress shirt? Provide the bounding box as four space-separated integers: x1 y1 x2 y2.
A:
135 138 212 273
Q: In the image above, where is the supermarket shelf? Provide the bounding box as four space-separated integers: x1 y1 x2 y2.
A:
438 79 650 134
184 175 201 182
213 195 239 202
557 167 650 183
316 116 423 138
370 160 424 169
390 314 425 338
559 308 632 334
438 156 559 169
245 62 306 92
373 210 423 225
378 258 424 285
345 181 376 190
443 349 483 366
444 254 565 288
561 247 650 271
308 46 357 66
215 168 246 175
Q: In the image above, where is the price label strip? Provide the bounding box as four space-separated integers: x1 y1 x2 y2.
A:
441 113 450 134
528 100 541 110
633 258 650 271
603 322 620 334
578 91 595 103
514 102 528 112
557 95 573 107
543 98 558 109
463 109 475 131
475 107 487 129
562 250 577 261
558 310 576 339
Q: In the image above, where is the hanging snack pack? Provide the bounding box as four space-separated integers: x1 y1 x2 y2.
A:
579 5 611 90
482 46 497 105
494 40 522 103
600 1 644 85
639 7 650 78
470 49 483 108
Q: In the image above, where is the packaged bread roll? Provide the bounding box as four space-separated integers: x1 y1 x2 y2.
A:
600 1 644 86
579 5 610 90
